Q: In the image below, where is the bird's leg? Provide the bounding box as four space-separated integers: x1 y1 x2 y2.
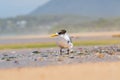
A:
60 48 62 55
67 49 69 55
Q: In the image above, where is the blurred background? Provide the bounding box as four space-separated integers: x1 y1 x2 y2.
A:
0 0 120 36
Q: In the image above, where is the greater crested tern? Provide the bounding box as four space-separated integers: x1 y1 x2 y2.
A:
51 29 73 55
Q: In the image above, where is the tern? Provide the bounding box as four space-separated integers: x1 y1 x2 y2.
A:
51 29 73 55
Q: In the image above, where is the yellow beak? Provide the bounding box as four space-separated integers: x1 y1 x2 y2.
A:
50 34 58 37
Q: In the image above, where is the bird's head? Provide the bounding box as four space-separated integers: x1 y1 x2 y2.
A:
58 29 66 35
50 29 67 37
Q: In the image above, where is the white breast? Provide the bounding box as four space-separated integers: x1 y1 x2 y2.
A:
56 37 68 48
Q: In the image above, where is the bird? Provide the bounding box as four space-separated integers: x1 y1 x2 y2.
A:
51 29 73 55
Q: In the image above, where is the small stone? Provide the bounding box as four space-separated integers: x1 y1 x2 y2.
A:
32 51 40 54
41 54 48 57
117 49 120 52
69 56 74 59
38 57 44 61
107 52 115 55
3 54 8 56
1 57 5 60
11 51 16 54
57 56 64 61
6 58 11 61
77 52 84 55
14 60 19 64
97 53 104 58
34 59 37 61
69 54 74 59
9 56 16 59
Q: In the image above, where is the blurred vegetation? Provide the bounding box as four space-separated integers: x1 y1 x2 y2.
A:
0 15 120 36
0 39 120 50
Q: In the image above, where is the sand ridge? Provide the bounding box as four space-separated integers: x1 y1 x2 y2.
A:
1 31 120 39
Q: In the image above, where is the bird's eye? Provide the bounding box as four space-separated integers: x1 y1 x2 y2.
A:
58 32 62 35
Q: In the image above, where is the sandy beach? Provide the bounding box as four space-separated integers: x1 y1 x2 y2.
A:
0 62 120 80
0 31 120 80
